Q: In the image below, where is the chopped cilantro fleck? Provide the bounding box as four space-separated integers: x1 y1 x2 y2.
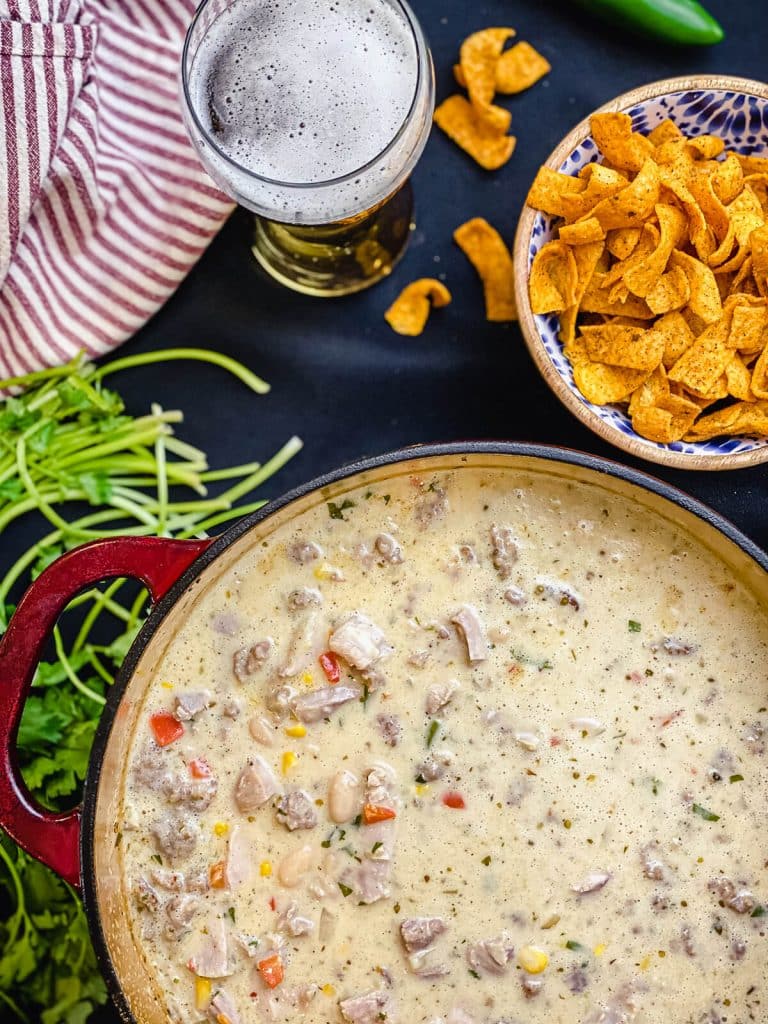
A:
510 646 554 670
352 814 362 827
481 855 491 866
360 683 370 707
566 940 587 952
338 882 353 897
426 719 440 747
226 907 236 923
150 854 162 864
628 620 641 633
372 841 383 854
692 803 720 821
751 905 766 918
327 499 356 521
322 826 341 848
468 969 480 980
729 774 744 783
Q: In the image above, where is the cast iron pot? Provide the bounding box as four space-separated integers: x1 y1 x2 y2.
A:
1 442 767 1023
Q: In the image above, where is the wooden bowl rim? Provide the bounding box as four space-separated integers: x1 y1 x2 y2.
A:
513 74 768 472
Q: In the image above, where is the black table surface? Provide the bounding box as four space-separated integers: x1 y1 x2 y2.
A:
4 0 767 1019
91 0 767 555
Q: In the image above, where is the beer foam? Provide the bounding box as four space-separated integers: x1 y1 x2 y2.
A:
189 0 418 186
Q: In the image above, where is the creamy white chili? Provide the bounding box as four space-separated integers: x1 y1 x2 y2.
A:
119 467 768 1024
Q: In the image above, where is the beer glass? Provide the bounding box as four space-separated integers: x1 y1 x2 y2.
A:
181 0 434 296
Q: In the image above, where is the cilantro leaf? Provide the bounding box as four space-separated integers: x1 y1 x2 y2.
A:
0 603 15 635
0 397 40 432
27 421 56 456
327 499 356 521
0 480 23 503
30 546 65 581
99 622 142 662
0 838 107 1023
692 803 720 822
75 471 113 505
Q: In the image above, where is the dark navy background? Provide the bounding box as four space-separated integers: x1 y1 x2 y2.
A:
3 0 765 1018
86 0 767 560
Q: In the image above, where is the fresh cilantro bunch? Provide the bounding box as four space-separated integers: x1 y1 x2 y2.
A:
0 836 103 1024
0 349 301 1022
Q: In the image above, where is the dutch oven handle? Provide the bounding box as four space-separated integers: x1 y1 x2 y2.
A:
0 536 213 889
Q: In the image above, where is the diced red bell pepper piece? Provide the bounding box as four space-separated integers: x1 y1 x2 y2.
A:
319 651 341 684
441 791 466 809
258 953 284 989
189 757 212 778
362 803 397 825
150 712 184 747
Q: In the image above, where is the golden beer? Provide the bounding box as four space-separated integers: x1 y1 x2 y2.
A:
181 0 434 296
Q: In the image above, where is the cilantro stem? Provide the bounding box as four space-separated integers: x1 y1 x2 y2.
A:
16 438 85 539
53 424 177 471
52 627 105 706
0 988 31 1022
128 588 149 630
111 488 228 516
108 472 204 490
0 511 132 608
152 402 169 536
105 493 160 530
177 500 268 537
92 348 270 395
0 496 45 533
217 436 303 505
200 461 262 482
68 590 132 624
0 355 88 391
70 895 90 972
0 346 299 1022
0 841 26 936
162 435 208 464
72 580 129 654
86 650 115 686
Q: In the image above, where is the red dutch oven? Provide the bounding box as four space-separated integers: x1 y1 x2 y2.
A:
0 442 766 1022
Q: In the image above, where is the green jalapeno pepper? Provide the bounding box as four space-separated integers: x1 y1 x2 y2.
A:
575 0 724 46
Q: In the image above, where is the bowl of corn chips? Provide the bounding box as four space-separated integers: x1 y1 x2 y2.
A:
514 75 768 470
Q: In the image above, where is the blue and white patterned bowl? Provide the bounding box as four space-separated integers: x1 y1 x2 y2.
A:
513 76 768 471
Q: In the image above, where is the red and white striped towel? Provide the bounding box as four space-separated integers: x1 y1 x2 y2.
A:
0 0 235 378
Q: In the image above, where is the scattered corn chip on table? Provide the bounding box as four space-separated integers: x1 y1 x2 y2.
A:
2 1 767 1021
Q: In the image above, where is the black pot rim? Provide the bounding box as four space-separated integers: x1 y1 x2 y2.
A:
79 439 768 1022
